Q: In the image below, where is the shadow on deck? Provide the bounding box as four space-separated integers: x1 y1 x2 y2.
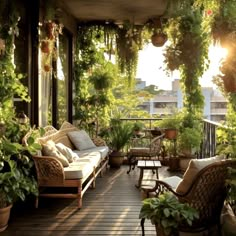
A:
2 165 180 236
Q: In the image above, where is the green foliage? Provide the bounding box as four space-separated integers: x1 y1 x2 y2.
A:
139 192 199 236
108 120 133 152
0 127 43 208
177 111 202 153
132 121 144 132
216 105 236 158
164 6 209 114
0 9 30 120
116 22 143 82
156 115 180 130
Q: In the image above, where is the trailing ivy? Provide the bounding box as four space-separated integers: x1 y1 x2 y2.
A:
164 5 210 114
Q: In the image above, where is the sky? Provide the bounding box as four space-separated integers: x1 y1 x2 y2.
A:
136 42 228 90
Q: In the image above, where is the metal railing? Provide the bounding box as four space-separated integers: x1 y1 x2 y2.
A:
120 118 223 159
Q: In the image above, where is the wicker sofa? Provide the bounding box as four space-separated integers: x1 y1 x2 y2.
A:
32 121 109 208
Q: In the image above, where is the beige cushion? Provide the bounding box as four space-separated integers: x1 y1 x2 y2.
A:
55 143 79 163
43 125 58 136
38 126 78 149
176 155 224 194
60 121 78 130
68 130 96 151
72 152 101 167
42 140 69 167
74 146 109 160
64 161 93 179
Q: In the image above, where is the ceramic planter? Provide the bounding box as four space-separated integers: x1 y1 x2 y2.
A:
109 151 124 168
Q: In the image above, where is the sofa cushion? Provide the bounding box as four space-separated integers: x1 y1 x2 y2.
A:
55 143 79 163
64 161 93 179
74 146 109 160
176 155 224 194
68 130 96 151
72 151 101 168
38 125 78 149
42 140 69 167
60 121 78 130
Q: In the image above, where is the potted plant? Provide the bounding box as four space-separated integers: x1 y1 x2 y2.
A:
139 192 199 236
0 127 42 232
132 121 144 136
157 116 180 140
108 120 133 168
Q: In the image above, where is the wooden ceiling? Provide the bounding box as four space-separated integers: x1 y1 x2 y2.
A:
63 0 169 25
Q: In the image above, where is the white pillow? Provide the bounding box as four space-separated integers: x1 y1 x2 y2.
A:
42 140 69 167
176 155 224 194
68 130 96 151
55 143 79 163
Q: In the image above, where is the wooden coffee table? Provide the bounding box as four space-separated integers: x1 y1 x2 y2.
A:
135 160 162 188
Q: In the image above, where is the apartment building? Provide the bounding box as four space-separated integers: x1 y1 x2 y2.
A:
137 79 227 122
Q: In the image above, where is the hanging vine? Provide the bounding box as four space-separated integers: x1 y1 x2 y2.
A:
164 4 210 114
116 22 143 82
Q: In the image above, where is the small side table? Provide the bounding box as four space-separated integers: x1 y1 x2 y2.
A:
136 160 162 188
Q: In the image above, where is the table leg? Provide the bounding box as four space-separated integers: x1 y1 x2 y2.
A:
156 168 159 179
136 168 143 188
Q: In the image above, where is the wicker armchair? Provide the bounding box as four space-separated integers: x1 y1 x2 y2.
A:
141 159 236 235
127 133 165 174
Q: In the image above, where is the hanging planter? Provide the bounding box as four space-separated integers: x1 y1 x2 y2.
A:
222 76 236 93
151 32 167 47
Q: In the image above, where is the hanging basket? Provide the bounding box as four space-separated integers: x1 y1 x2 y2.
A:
223 77 236 93
151 33 167 47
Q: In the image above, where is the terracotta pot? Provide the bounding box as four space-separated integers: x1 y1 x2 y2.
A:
164 129 178 140
151 33 167 47
0 204 12 232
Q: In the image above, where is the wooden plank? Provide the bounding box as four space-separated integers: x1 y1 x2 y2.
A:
3 166 177 236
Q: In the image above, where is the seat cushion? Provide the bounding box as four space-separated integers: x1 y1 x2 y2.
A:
64 161 93 179
74 146 109 160
176 155 224 194
68 130 96 150
73 151 101 167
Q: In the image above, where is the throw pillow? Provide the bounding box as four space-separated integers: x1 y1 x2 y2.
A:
42 140 69 167
55 143 79 163
176 155 224 194
68 130 96 151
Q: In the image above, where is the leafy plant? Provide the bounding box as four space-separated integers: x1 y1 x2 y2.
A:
108 120 133 152
139 192 199 236
156 116 180 130
132 121 144 132
0 127 43 208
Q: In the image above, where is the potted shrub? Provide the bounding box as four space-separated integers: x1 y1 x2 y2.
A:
108 120 133 168
139 192 199 236
0 128 42 231
132 121 144 136
157 116 180 140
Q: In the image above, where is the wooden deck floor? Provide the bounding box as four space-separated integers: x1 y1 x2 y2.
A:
2 165 178 236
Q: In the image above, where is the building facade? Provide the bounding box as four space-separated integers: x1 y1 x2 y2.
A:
138 79 227 122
